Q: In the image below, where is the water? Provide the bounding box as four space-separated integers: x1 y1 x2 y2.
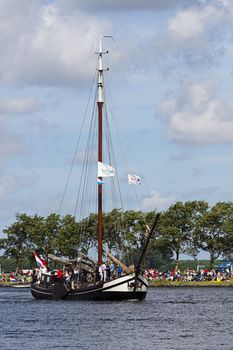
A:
0 287 233 350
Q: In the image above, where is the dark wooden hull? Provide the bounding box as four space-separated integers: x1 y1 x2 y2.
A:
31 273 148 301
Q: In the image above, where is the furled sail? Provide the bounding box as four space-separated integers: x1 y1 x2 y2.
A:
107 252 135 274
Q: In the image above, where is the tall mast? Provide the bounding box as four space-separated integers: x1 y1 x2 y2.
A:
97 36 104 266
96 35 114 266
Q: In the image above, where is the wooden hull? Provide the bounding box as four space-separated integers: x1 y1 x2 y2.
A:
31 273 148 301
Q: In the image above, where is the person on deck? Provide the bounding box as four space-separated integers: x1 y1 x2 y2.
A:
110 263 115 280
105 264 110 281
101 263 106 281
56 269 63 280
99 265 103 281
117 266 123 277
64 271 71 287
95 266 100 282
74 268 79 284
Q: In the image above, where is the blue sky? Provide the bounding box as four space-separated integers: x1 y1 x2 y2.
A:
0 0 233 253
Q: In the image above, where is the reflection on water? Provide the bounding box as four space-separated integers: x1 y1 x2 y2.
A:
0 287 233 350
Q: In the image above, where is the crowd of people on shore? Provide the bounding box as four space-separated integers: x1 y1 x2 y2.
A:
144 267 232 282
0 270 32 284
1 264 232 285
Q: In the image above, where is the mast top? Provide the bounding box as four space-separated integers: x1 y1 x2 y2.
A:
97 35 115 54
96 35 115 103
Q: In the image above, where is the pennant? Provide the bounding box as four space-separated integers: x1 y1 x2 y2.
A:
128 174 141 185
98 162 115 177
33 251 47 269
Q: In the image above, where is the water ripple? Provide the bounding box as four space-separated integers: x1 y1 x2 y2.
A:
1 287 233 349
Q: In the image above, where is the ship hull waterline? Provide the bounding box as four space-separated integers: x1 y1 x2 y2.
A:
31 273 148 301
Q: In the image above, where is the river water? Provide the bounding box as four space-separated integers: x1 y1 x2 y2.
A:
0 287 233 350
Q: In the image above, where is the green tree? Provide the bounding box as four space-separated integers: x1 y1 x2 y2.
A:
119 210 150 264
78 213 98 254
53 215 81 258
196 202 233 268
184 201 209 260
27 213 61 260
0 213 36 271
221 210 233 260
158 201 208 270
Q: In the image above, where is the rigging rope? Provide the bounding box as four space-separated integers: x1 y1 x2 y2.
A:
58 67 97 215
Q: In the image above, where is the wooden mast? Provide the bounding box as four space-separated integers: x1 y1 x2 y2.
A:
97 36 104 266
97 35 114 266
97 99 103 266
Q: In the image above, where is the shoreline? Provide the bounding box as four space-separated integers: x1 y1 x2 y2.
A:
1 281 233 289
0 283 30 288
149 280 233 288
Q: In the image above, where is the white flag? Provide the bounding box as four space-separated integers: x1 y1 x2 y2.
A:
98 162 115 177
128 174 141 185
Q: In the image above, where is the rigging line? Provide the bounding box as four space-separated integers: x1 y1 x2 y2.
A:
104 74 148 211
102 86 123 211
102 91 127 239
105 103 123 210
104 77 151 231
79 121 93 218
58 66 97 215
87 114 97 216
103 104 115 209
76 109 97 240
105 85 128 206
74 88 97 219
78 94 97 234
74 80 97 218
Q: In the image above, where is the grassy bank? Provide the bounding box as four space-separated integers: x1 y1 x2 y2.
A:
149 279 233 287
0 281 31 287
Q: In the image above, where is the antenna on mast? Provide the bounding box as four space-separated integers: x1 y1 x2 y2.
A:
98 35 115 54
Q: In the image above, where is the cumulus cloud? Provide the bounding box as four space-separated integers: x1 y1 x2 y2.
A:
159 81 233 145
0 1 109 86
168 3 223 41
142 190 176 211
0 0 220 88
154 0 233 66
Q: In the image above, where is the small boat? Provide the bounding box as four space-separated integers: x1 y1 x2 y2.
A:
31 35 159 301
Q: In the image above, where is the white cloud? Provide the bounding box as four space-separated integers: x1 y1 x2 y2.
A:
159 81 233 145
0 97 43 115
0 1 109 86
168 4 223 42
156 0 233 66
142 190 176 211
0 0 218 88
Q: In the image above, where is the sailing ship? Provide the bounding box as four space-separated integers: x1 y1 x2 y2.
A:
31 36 159 301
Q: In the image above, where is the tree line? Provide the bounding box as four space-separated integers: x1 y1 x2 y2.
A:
0 200 233 271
